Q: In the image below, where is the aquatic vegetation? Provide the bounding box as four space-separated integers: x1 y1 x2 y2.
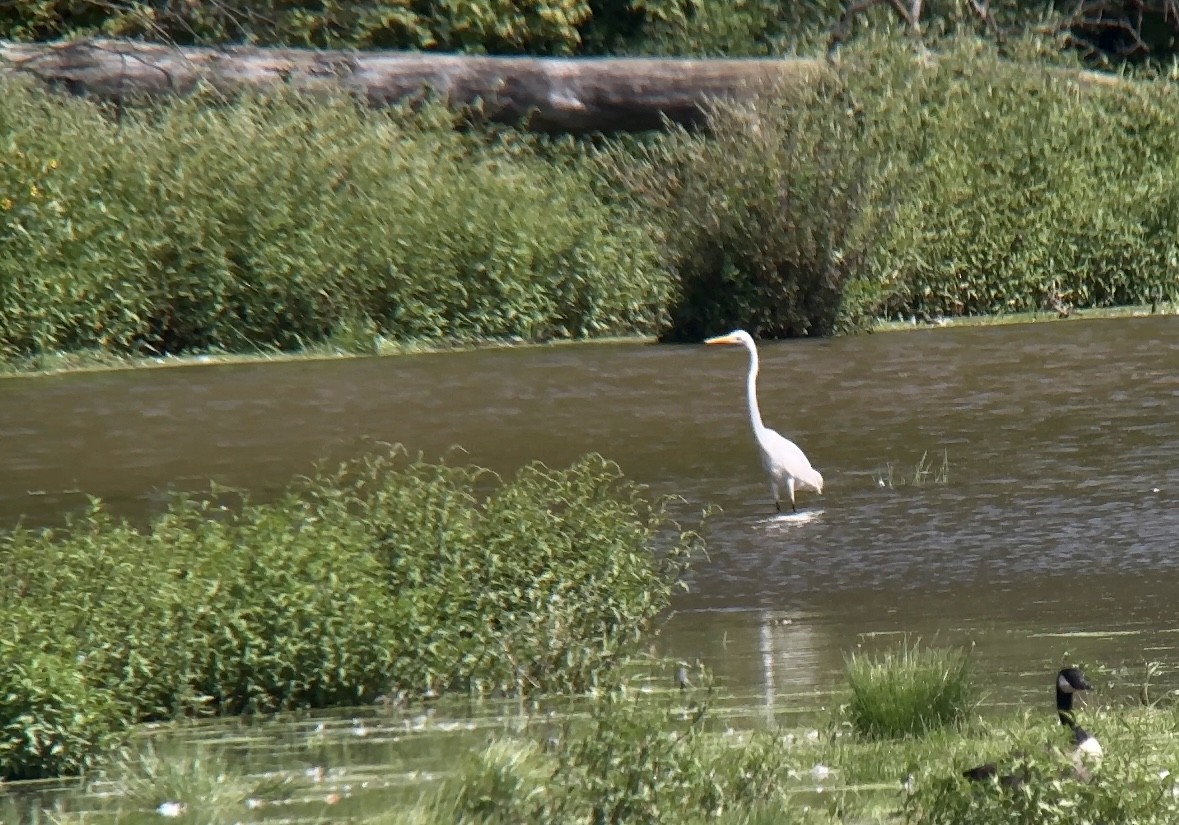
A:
844 641 974 739
902 712 1179 825
0 641 126 779
435 697 1179 825
94 742 295 825
0 450 703 780
874 450 951 489
15 658 1179 825
42 686 1179 825
433 695 814 825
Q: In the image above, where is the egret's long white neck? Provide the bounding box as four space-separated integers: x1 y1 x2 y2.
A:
743 340 766 435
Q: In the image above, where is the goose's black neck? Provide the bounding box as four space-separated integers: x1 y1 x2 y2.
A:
1056 685 1075 727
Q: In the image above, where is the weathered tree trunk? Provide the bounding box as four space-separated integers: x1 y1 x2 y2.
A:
0 39 830 133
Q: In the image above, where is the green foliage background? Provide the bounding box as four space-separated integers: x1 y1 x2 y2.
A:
4 33 1179 358
5 0 1176 62
606 37 1179 337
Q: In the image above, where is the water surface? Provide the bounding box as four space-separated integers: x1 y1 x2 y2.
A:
2 317 1177 715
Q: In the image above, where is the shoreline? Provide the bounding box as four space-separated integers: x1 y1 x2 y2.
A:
1 303 1171 380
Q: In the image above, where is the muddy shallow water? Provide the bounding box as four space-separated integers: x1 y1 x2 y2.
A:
2 317 1177 815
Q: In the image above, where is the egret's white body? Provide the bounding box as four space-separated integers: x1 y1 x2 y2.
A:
705 330 823 512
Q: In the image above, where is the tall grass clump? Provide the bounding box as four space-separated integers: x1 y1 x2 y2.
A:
875 450 951 489
98 742 294 825
844 642 974 739
0 450 701 780
0 80 667 362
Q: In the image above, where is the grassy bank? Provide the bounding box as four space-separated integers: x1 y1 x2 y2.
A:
3 37 1179 368
2 303 1170 381
0 333 653 378
0 450 702 780
407 703 1179 825
23 653 1179 825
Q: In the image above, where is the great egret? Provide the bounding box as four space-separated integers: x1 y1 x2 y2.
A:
705 330 823 512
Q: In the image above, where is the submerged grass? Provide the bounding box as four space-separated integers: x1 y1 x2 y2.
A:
844 642 975 739
84 742 296 825
874 451 951 490
34 680 1179 825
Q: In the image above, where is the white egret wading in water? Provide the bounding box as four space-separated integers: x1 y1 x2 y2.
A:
705 330 823 512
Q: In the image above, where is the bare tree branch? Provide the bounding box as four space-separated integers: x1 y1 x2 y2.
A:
909 0 926 31
964 0 1006 41
828 0 929 56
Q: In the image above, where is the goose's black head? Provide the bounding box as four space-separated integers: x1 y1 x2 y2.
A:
1056 667 1092 725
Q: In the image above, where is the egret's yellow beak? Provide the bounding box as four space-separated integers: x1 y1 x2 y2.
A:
704 334 738 345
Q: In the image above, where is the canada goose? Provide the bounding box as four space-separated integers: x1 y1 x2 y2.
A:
962 666 1102 787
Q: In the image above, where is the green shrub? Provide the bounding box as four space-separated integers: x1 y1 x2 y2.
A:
342 452 698 697
592 0 836 57
844 642 974 739
169 496 396 714
612 36 1179 339
0 628 125 780
0 0 840 56
0 81 668 360
844 38 1179 318
0 450 701 779
11 37 1179 358
0 0 594 53
612 72 893 341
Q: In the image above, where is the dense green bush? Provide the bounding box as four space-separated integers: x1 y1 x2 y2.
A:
610 73 895 340
0 629 124 779
0 0 817 54
6 37 1179 358
611 37 1179 339
849 39 1179 319
4 0 1163 64
0 0 594 53
0 451 700 779
4 0 1177 72
0 80 667 359
591 0 841 57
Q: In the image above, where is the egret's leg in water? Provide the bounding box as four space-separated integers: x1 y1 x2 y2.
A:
786 476 797 512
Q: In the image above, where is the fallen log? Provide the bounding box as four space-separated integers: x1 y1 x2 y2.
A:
0 38 830 133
